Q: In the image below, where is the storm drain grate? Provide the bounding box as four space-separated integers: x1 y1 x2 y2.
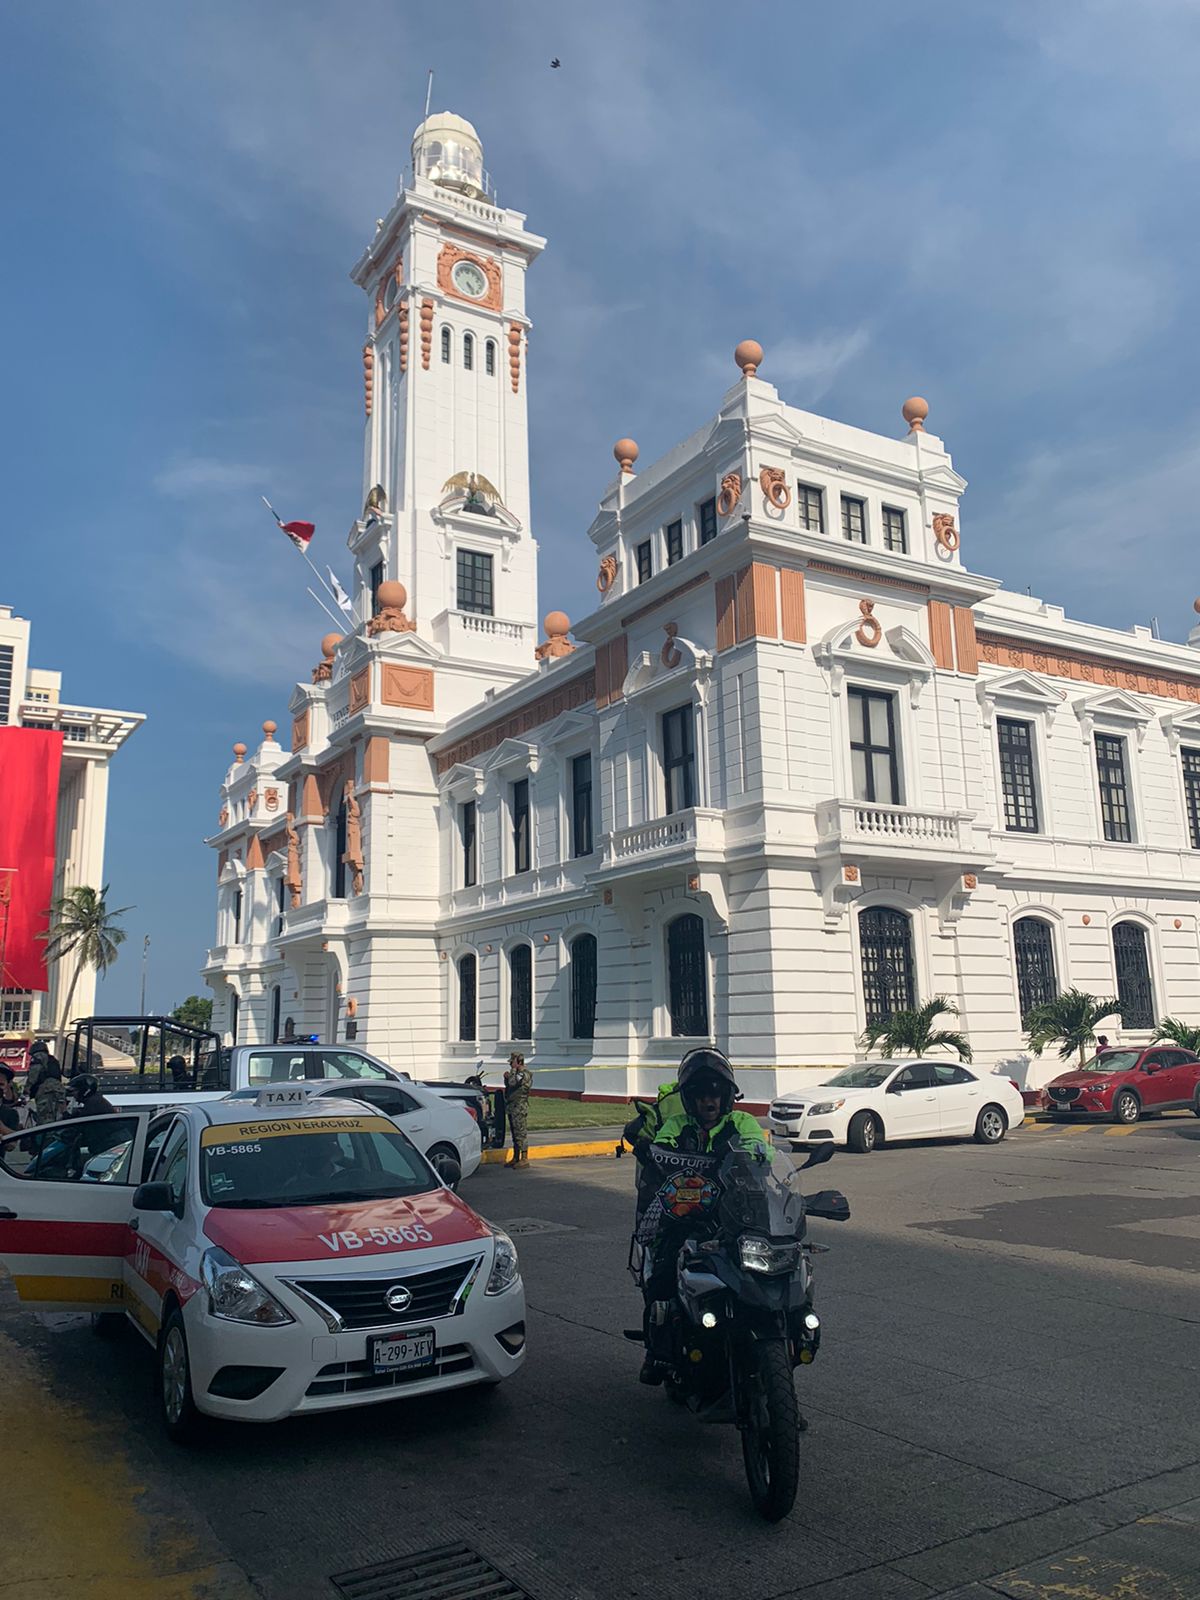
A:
331 1540 532 1600
498 1217 577 1236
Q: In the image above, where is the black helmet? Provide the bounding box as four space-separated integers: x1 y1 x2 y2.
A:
677 1049 737 1118
69 1074 98 1100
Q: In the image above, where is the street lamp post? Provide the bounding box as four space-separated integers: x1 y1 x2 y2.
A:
139 934 150 1015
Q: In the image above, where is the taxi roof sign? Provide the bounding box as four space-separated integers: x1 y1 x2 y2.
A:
255 1084 311 1108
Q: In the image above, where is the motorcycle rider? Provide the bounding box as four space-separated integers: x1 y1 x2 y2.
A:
637 1049 767 1384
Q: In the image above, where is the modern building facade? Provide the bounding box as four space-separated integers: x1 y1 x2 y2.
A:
0 604 143 1035
202 113 1200 1100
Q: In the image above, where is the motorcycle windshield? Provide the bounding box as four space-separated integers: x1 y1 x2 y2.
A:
716 1139 806 1241
636 1145 723 1245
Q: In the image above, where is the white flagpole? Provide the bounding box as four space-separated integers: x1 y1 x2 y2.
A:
306 587 346 630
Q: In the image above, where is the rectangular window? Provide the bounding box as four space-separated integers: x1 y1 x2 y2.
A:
882 506 907 553
232 888 243 943
666 520 684 566
275 874 286 935
456 549 494 615
485 339 496 377
848 687 900 805
636 540 653 584
332 803 348 899
0 645 13 725
662 705 697 815
1095 733 1132 843
797 484 824 533
841 495 867 544
1 991 31 1031
571 752 594 858
458 956 477 1042
997 718 1040 833
369 560 384 617
1184 749 1200 850
460 800 477 888
511 778 531 874
698 497 718 546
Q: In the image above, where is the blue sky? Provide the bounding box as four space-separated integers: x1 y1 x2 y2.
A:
3 1 1198 1013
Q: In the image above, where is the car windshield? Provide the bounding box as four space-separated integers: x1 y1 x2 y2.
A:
200 1115 434 1208
822 1065 892 1089
1077 1052 1139 1073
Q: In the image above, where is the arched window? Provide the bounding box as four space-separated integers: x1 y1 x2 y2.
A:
485 338 496 376
570 934 597 1040
458 954 477 1042
332 799 348 899
270 984 281 1044
463 331 474 371
1013 917 1057 1022
509 944 532 1040
441 325 451 363
859 907 915 1024
1113 922 1154 1029
667 914 708 1037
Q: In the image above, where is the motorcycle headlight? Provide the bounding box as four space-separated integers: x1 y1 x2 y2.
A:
486 1228 521 1295
739 1235 800 1275
200 1247 294 1326
807 1099 846 1116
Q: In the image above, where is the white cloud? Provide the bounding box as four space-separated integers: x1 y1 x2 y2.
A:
153 458 267 498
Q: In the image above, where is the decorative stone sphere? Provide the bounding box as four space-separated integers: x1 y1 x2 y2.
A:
1193 598 1200 616
613 439 639 472
375 580 408 613
734 339 764 377
262 720 277 738
902 396 930 429
320 632 343 660
232 742 247 759
544 610 570 637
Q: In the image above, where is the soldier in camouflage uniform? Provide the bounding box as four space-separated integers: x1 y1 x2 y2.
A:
504 1052 532 1168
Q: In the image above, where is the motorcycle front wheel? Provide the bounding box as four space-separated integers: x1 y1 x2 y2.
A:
739 1338 800 1522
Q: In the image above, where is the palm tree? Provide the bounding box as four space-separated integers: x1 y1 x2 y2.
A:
860 997 972 1062
42 885 131 1039
1025 988 1120 1065
1151 1017 1200 1052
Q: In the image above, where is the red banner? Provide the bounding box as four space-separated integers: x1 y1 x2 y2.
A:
0 729 63 993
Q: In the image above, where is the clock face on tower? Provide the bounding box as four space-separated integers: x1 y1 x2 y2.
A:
452 259 489 300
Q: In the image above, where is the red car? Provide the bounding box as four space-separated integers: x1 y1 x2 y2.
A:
1044 1045 1200 1124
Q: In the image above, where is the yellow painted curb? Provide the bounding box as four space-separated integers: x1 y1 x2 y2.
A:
481 1139 617 1164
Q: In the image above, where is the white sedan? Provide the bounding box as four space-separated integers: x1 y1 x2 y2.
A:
768 1059 1025 1155
226 1079 480 1184
0 1090 524 1440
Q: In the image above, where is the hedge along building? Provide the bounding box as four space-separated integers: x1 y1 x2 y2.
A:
203 111 1200 1102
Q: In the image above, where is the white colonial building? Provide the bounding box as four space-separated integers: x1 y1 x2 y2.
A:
203 112 1200 1100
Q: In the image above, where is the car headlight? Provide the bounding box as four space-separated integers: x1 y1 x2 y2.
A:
486 1228 521 1295
200 1247 294 1326
739 1235 800 1275
807 1099 846 1116
1089 1084 1109 1094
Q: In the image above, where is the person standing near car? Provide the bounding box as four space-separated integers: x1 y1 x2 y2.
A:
33 1060 68 1126
504 1053 532 1169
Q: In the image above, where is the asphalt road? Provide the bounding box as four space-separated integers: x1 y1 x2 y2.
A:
6 1113 1200 1600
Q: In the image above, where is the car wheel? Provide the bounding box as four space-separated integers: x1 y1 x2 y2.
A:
974 1105 1007 1144
847 1111 879 1154
427 1143 463 1189
1113 1089 1141 1125
158 1307 204 1445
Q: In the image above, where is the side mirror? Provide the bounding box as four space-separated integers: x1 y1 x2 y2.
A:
132 1181 176 1213
805 1189 851 1223
799 1142 835 1171
886 1080 903 1094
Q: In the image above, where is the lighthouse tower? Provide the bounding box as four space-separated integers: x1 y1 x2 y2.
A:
349 111 546 681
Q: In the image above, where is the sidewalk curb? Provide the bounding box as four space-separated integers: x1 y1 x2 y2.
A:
481 1139 618 1164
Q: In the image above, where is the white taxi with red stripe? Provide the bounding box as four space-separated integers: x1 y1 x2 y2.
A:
0 1088 525 1439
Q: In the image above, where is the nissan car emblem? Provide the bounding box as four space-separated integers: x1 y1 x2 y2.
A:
385 1284 413 1313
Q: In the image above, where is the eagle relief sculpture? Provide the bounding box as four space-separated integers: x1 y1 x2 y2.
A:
284 812 303 909
442 471 503 516
342 780 365 897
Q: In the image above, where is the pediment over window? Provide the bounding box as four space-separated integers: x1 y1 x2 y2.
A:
437 761 485 798
482 737 539 777
622 635 713 704
1073 689 1153 728
813 619 934 705
541 710 594 747
976 670 1066 723
1159 707 1200 754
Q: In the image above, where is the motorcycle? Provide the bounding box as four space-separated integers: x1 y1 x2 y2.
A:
629 1137 849 1521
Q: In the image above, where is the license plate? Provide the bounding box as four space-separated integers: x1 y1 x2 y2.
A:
370 1329 436 1374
